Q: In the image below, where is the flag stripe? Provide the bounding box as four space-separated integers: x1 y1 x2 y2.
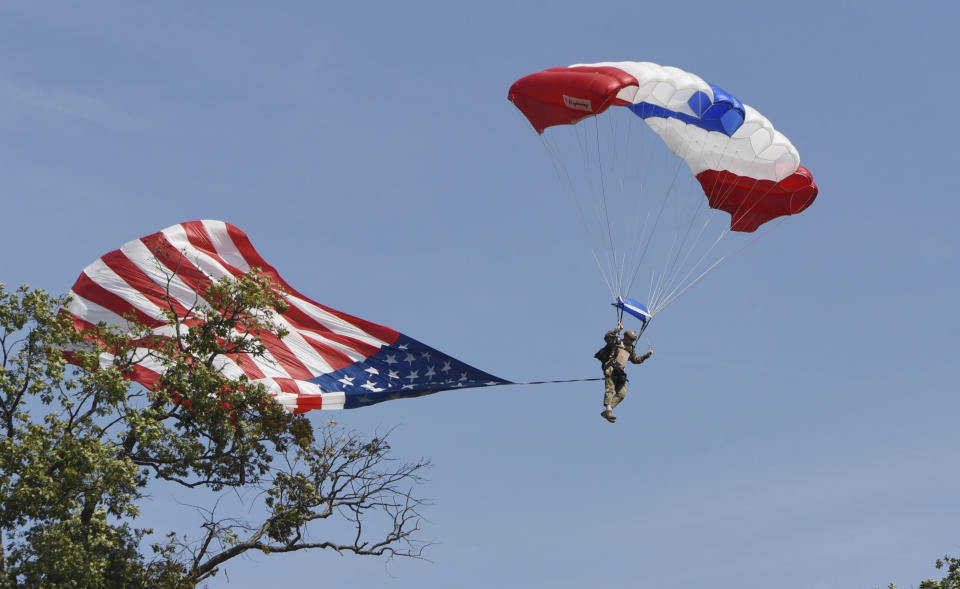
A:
72 272 163 328
150 223 347 378
221 222 400 344
100 250 192 319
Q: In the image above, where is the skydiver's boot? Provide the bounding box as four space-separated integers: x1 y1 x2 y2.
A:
601 409 616 423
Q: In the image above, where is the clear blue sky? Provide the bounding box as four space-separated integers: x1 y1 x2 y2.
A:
2 2 958 588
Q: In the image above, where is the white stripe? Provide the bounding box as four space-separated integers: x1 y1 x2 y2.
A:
284 294 390 347
160 224 237 282
97 349 166 377
81 260 167 321
120 237 296 381
251 379 344 412
173 222 390 357
297 330 368 364
277 326 336 375
164 223 363 374
161 230 301 380
200 220 251 272
120 240 212 313
297 381 344 411
67 293 136 329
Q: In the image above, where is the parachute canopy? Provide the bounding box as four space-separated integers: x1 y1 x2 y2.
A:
508 61 817 232
66 220 510 412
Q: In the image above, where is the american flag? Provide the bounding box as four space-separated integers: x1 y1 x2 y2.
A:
66 220 511 412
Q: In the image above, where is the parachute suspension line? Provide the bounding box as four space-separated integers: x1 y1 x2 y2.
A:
632 153 688 304
537 105 780 319
651 229 728 314
652 152 787 314
608 111 639 301
591 249 618 302
648 134 727 311
624 140 685 299
700 134 787 233
590 115 620 297
652 219 779 315
652 179 766 314
646 132 746 313
571 121 618 300
615 112 661 300
622 117 664 299
652 168 708 306
539 130 618 301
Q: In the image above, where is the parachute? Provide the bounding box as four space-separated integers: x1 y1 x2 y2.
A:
509 61 818 319
65 220 511 412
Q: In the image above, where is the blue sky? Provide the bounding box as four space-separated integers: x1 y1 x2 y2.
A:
2 2 958 588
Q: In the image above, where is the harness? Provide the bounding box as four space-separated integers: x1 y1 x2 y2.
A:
598 339 634 386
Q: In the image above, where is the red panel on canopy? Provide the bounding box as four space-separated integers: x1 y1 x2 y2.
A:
697 166 818 232
508 66 639 133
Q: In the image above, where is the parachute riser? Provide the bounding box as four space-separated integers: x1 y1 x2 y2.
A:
636 319 650 340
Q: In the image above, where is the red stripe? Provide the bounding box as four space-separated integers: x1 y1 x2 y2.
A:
139 231 214 298
180 221 254 279
100 250 192 318
178 222 373 373
60 330 162 390
180 220 220 260
104 233 271 382
223 222 399 344
298 332 355 371
280 304 381 357
184 223 386 360
141 230 310 380
66 312 100 336
294 391 325 412
70 273 165 328
126 363 161 390
273 378 300 397
252 328 314 380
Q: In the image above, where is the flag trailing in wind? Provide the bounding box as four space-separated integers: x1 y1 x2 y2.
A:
65 220 511 412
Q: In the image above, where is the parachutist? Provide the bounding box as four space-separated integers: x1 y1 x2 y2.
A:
596 324 652 423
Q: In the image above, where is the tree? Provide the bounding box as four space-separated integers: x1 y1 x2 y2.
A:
0 274 430 588
876 553 960 589
919 554 960 589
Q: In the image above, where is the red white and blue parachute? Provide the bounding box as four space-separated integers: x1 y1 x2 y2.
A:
65 220 510 412
509 61 817 232
508 61 818 318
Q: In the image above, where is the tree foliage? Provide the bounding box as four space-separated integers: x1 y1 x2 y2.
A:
876 553 960 589
0 273 429 588
919 554 960 589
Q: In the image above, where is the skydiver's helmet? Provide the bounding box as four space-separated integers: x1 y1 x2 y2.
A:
622 330 638 343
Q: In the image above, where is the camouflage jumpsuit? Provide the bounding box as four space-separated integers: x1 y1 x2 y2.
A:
602 328 652 410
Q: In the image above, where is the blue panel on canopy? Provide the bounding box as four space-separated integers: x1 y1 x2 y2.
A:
629 83 745 137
